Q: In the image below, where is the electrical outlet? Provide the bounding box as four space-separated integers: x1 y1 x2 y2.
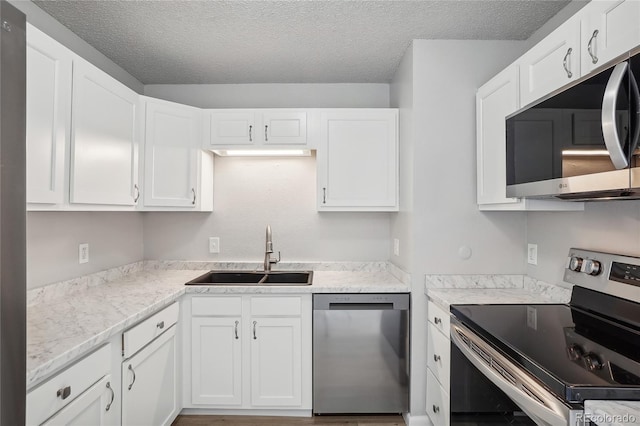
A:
393 238 400 256
79 243 89 264
527 243 538 265
209 237 220 254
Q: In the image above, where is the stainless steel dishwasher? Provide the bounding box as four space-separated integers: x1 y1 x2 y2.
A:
313 293 410 414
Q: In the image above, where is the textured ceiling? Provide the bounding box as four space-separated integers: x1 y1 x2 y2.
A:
33 0 571 84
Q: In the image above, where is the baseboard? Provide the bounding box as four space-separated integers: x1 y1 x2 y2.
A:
179 408 313 417
404 413 432 426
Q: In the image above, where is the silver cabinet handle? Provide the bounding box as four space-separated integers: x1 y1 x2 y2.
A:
56 386 71 400
264 125 268 142
433 354 441 362
587 29 599 64
105 382 114 411
127 364 136 390
434 317 442 325
191 188 196 205
249 125 252 142
602 62 630 169
234 320 239 340
322 187 326 204
253 320 257 340
562 48 573 78
133 184 140 203
432 404 440 414
156 321 164 329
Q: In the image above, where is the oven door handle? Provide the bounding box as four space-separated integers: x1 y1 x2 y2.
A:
450 318 573 426
602 61 630 170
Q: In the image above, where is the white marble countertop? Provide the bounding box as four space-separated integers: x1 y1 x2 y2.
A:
27 267 407 389
426 287 566 310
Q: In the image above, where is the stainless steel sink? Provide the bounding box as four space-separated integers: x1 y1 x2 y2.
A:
185 270 313 286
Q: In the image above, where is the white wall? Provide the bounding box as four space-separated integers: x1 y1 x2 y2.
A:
144 83 389 108
143 155 392 262
27 212 144 289
391 39 528 419
526 201 640 286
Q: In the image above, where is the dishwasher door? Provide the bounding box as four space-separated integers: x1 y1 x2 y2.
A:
313 293 410 414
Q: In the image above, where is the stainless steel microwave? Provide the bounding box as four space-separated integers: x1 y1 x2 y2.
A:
506 51 640 200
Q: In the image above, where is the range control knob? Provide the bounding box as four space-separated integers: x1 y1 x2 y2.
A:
581 259 602 276
566 344 584 361
584 353 603 371
568 256 584 272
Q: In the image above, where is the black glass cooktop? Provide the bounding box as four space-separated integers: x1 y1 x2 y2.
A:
450 301 640 402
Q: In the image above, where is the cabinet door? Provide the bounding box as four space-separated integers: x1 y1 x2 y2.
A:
122 327 178 426
70 58 139 206
191 317 242 406
476 66 521 206
519 15 581 107
261 111 307 145
250 317 302 407
143 99 200 207
208 111 256 146
41 376 116 426
317 110 398 211
581 0 640 75
26 24 71 205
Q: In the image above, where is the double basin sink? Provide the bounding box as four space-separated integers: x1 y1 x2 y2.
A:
186 270 313 286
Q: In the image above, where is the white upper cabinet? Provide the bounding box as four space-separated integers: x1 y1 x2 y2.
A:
70 57 140 206
317 109 398 211
142 98 210 209
580 0 640 75
519 14 581 107
206 110 308 148
26 24 72 205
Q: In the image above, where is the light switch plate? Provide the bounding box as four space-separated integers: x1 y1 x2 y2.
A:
527 243 538 265
209 237 220 254
393 238 400 256
79 243 89 264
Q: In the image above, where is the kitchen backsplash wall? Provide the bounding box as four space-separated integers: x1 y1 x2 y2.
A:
526 201 640 287
143 154 392 262
27 212 144 289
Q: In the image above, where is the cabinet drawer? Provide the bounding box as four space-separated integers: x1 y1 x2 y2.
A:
192 296 242 316
27 344 111 426
427 323 451 391
426 368 450 426
123 302 179 358
250 296 301 316
427 300 450 336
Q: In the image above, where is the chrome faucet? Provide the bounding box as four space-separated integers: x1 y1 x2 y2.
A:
264 225 280 271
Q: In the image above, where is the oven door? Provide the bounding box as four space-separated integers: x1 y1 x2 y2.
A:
450 317 584 426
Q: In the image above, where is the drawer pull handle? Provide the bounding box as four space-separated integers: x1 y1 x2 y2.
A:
322 187 327 204
235 320 239 339
157 321 165 329
432 404 440 414
56 386 71 400
433 354 441 362
105 382 114 411
587 29 599 64
253 320 257 340
128 364 136 390
265 125 269 142
249 125 252 142
563 48 573 79
434 317 442 325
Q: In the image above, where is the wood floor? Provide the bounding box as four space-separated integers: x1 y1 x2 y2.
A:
172 415 406 426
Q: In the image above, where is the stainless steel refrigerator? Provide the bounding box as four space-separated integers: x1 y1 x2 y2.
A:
0 1 26 424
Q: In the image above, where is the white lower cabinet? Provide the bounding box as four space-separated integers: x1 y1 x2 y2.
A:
42 376 114 426
121 302 180 426
426 301 451 426
188 294 312 412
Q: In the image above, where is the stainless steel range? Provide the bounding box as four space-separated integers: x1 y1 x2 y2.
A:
450 248 640 426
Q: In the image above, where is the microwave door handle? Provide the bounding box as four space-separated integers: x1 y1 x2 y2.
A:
602 62 630 169
628 70 640 157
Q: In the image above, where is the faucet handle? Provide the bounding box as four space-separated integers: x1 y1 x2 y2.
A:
271 251 281 265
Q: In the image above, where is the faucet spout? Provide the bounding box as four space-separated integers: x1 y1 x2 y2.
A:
264 225 280 271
